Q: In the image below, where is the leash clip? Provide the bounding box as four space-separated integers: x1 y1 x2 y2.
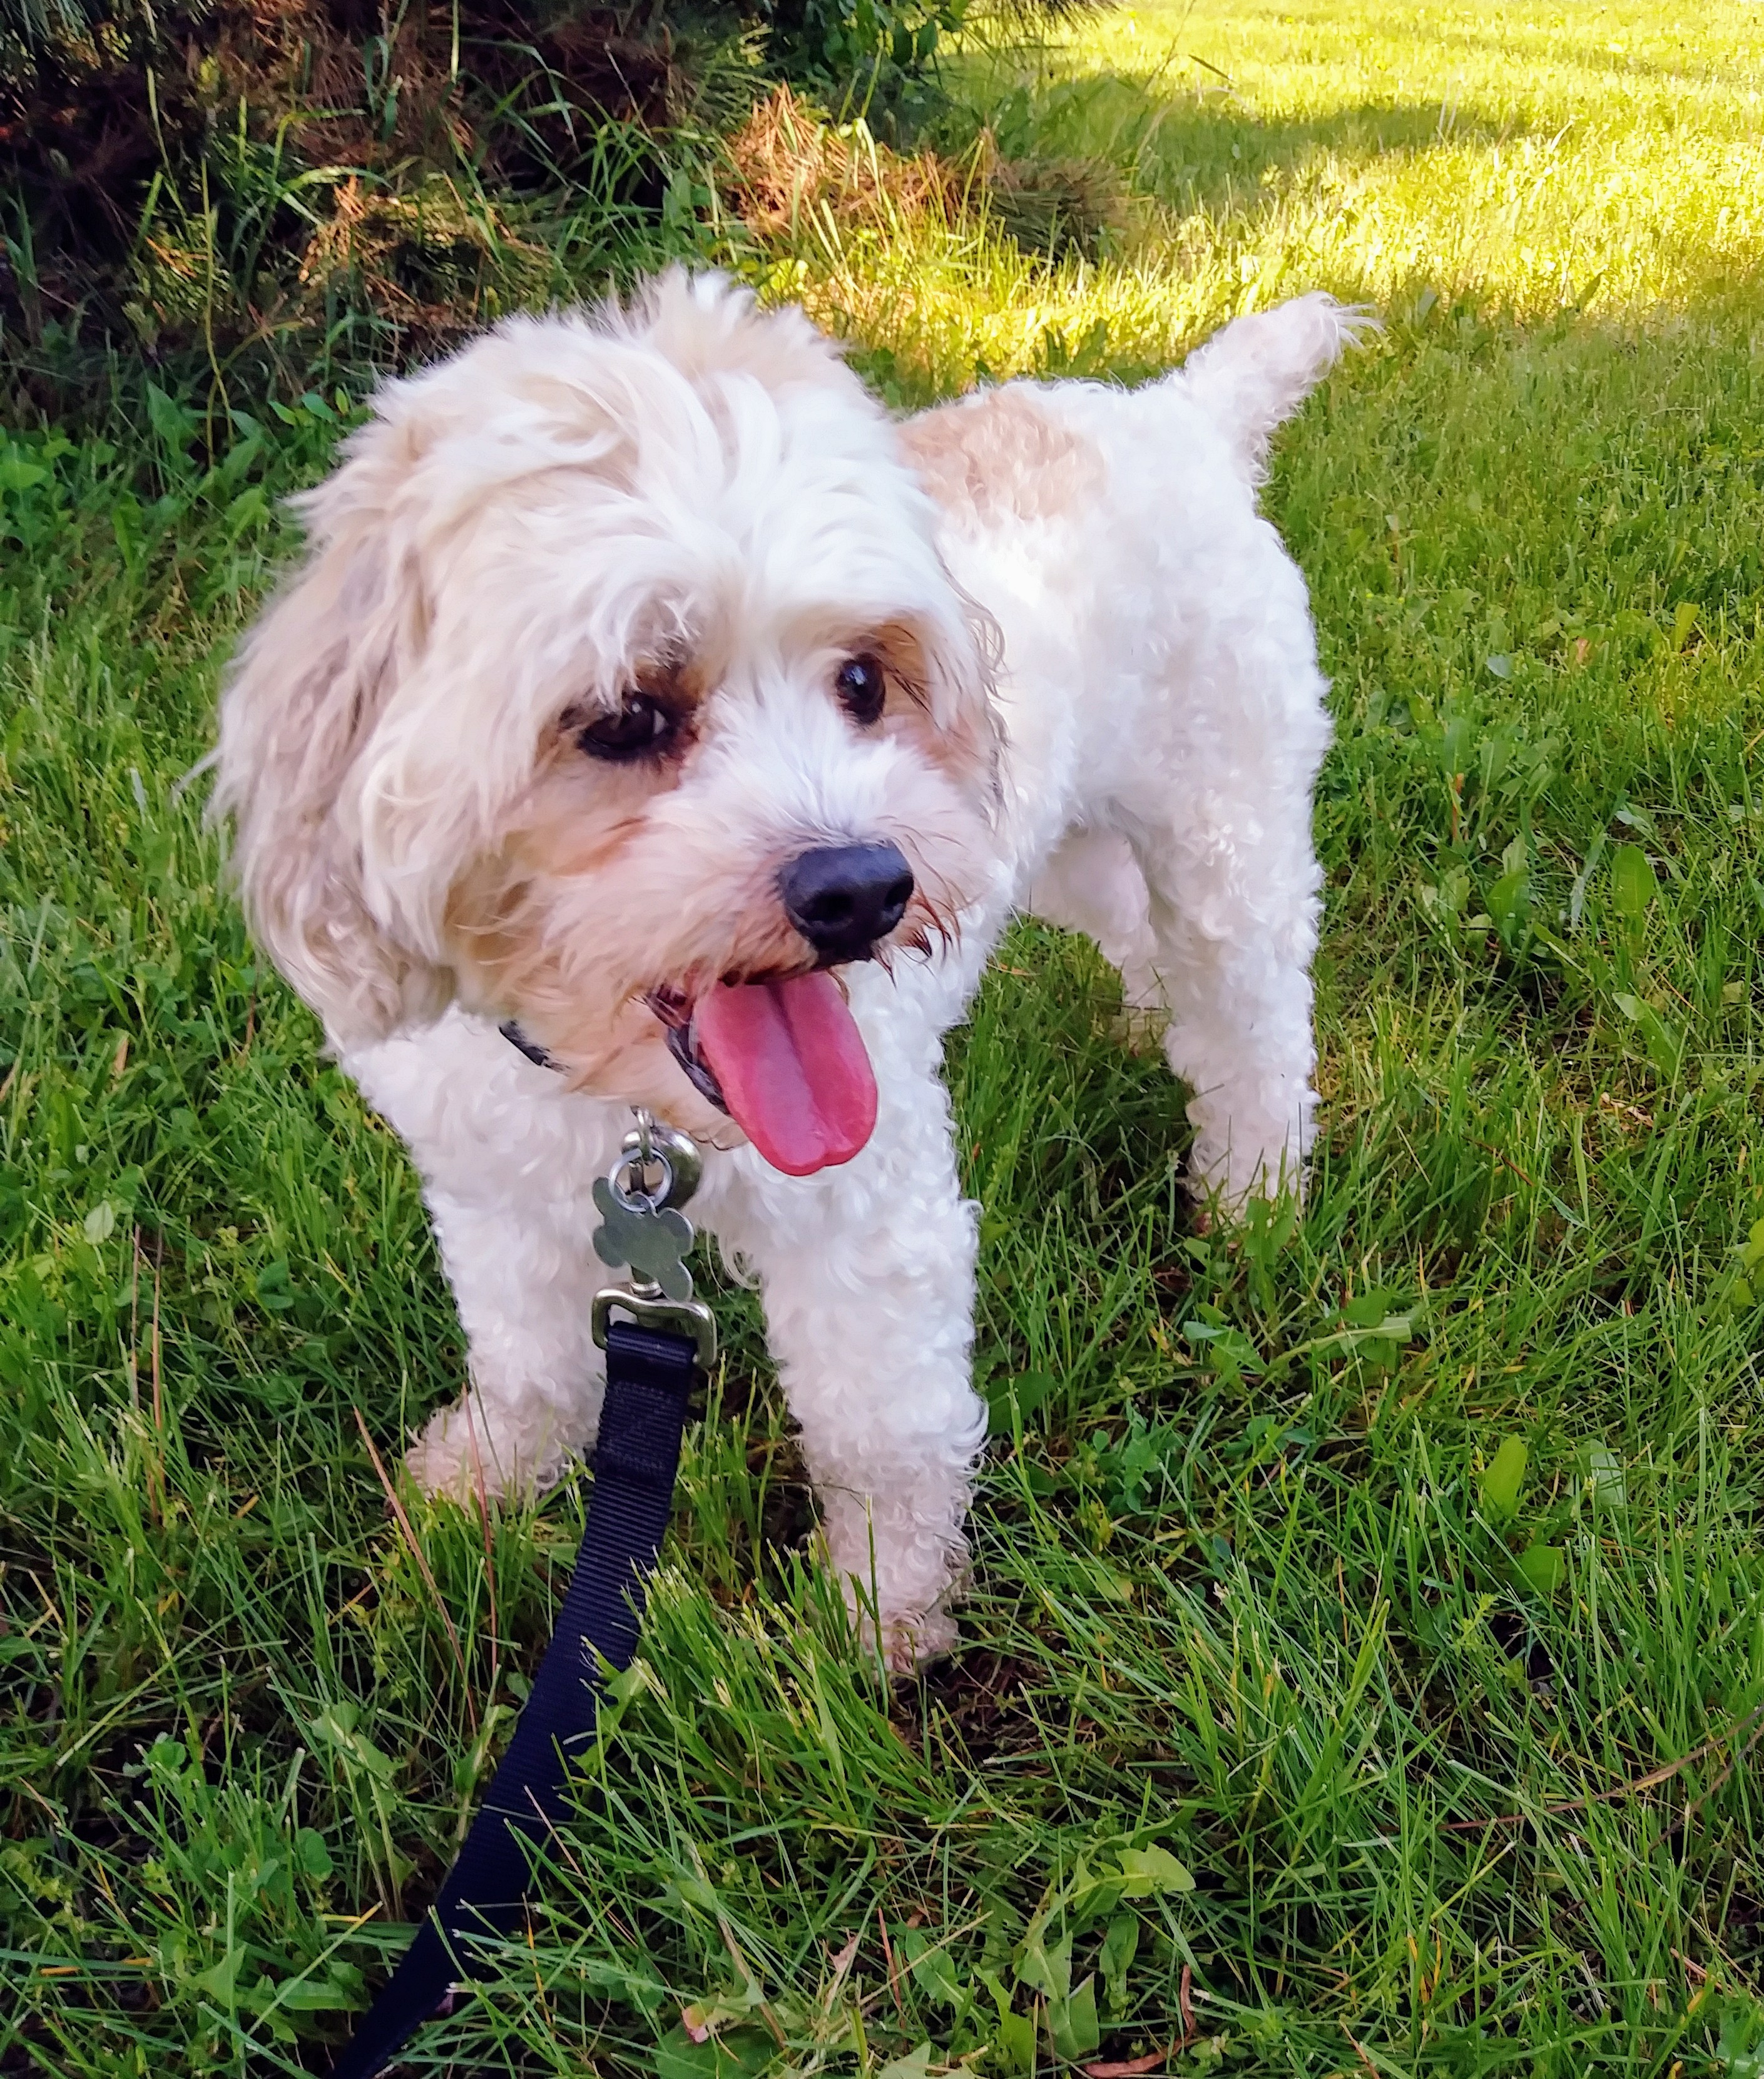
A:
591 1109 716 1371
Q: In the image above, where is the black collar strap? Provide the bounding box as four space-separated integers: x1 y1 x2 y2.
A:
503 1016 732 1123
500 1018 562 1071
329 1319 698 2078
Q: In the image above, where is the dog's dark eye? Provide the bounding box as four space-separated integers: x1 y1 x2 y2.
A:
835 653 888 727
576 694 678 762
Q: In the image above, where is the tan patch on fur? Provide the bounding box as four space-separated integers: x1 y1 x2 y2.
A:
866 619 930 705
900 389 1104 533
864 619 992 800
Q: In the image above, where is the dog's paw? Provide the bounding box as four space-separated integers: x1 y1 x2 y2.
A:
876 1603 960 1675
404 1395 564 1503
815 1546 960 1671
403 1405 489 1501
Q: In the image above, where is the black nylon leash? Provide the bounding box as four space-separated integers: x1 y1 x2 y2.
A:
329 1317 698 2079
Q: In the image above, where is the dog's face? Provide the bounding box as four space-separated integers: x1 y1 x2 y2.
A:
215 272 997 1173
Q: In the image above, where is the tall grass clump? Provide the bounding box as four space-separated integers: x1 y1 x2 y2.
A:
0 0 750 411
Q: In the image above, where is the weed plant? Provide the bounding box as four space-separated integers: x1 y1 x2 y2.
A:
6 1 1764 2073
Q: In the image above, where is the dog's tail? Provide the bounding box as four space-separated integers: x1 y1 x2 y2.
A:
1175 292 1378 479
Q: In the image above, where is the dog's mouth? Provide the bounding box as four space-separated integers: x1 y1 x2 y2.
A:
648 989 730 1115
646 973 877 1178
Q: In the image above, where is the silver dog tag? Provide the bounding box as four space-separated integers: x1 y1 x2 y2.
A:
591 1115 704 1304
592 1178 695 1302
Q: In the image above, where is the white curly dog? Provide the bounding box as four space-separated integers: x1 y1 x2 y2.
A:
215 272 1363 1667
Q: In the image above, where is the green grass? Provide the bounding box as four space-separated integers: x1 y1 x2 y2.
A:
7 1 1764 2073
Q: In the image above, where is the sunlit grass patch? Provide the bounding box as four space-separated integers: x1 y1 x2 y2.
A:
763 0 1764 394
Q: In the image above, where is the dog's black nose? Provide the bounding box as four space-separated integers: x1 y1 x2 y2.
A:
778 842 915 963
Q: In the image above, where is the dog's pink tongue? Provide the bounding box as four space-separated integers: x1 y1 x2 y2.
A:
695 972 877 1177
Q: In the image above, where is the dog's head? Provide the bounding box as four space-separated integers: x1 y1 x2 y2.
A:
214 270 999 1173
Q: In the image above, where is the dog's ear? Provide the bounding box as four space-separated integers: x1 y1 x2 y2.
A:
213 419 452 1045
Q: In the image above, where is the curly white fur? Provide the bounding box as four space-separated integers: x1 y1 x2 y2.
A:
215 272 1365 1668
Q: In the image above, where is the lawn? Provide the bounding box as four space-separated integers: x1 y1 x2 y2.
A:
6 1 1764 2073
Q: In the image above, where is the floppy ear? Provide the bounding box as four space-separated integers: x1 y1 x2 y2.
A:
212 424 452 1045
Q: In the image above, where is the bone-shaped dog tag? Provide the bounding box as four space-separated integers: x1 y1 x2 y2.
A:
592 1176 696 1302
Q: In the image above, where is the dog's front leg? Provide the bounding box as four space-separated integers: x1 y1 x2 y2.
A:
341 1021 628 1503
726 1075 987 1672
402 1185 609 1500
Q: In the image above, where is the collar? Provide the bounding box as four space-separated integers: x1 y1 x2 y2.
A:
500 1019 563 1071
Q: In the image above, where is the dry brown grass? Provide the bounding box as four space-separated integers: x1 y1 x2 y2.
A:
723 83 1126 263
0 0 689 380
723 84 972 238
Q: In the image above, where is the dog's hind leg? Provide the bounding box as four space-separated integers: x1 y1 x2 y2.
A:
1116 610 1332 1212
1138 856 1321 1214
1126 789 1324 1211
1029 824 1166 1036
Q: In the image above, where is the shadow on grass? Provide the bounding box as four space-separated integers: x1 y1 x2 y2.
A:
1399 21 1736 89
957 62 1534 217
